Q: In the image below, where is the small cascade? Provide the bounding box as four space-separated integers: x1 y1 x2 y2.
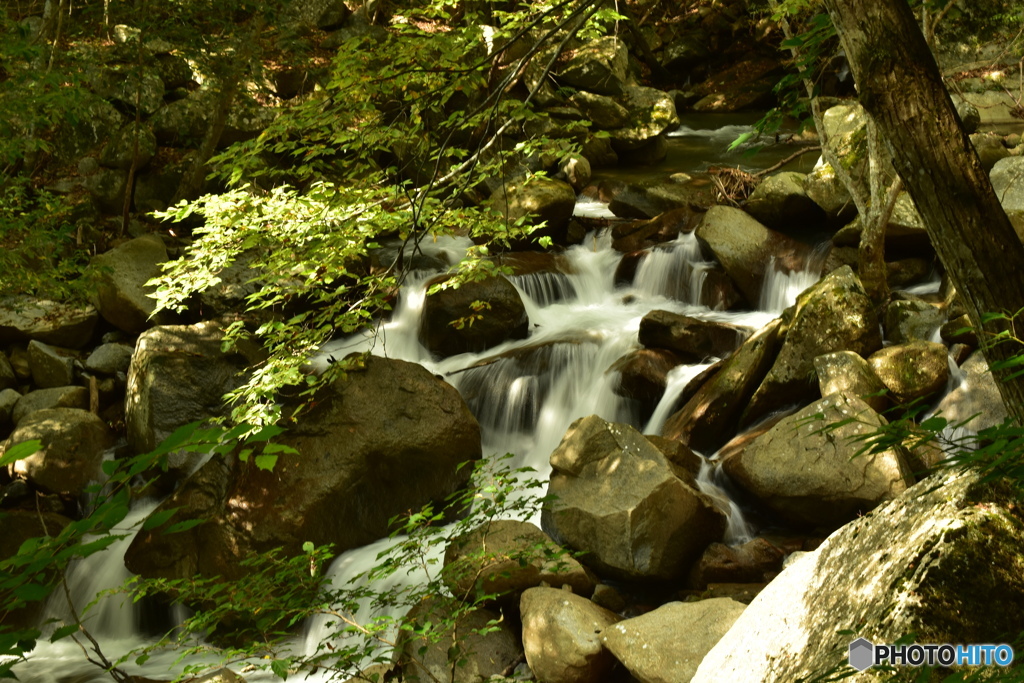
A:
644 362 715 434
758 244 829 314
508 271 576 307
696 460 754 546
632 233 711 305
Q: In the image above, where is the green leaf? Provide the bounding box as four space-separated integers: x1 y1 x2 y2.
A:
163 518 205 534
142 508 180 531
13 583 50 602
254 454 278 471
919 416 948 432
0 441 41 468
270 658 291 680
49 624 79 643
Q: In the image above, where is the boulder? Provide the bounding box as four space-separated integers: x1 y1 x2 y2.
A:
542 415 726 581
520 587 621 683
7 408 114 496
53 93 123 163
609 86 679 152
610 207 704 253
602 599 746 683
934 351 1009 432
638 310 748 362
570 91 629 130
990 155 1024 213
690 56 781 112
125 323 255 465
692 469 1024 682
85 343 134 376
485 176 577 245
832 192 931 253
394 598 521 683
723 394 914 530
742 266 882 427
662 319 783 454
99 123 158 171
970 132 1010 171
27 340 76 389
419 275 529 358
803 162 855 224
11 386 89 427
0 353 15 391
694 206 811 306
442 520 595 601
0 298 98 349
90 234 171 334
868 340 949 404
743 172 826 234
813 351 889 414
883 298 943 343
609 348 683 410
151 94 212 146
687 538 786 590
555 36 629 95
125 356 482 580
0 389 20 426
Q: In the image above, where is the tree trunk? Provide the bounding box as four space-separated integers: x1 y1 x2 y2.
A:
823 0 1024 425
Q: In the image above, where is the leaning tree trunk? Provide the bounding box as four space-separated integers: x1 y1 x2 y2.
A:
823 0 1024 425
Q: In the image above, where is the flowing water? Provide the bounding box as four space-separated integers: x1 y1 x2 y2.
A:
14 120 826 682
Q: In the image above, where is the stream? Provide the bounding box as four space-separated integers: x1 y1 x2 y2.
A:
11 118 882 683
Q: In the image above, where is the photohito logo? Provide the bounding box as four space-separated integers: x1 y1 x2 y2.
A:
849 638 1015 671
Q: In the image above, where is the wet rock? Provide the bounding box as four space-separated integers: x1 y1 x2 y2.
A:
692 469 1024 682
941 313 977 346
723 394 914 530
694 206 811 306
7 408 114 496
420 274 529 358
742 266 882 427
555 36 629 95
28 341 76 389
602 599 746 683
814 350 889 414
485 176 577 245
442 520 595 601
611 207 705 253
542 415 726 581
638 310 748 363
126 357 481 580
521 587 621 683
559 154 592 192
687 538 786 590
662 319 783 454
868 340 949 404
644 435 703 481
11 386 89 426
743 171 826 235
90 234 171 334
609 348 683 410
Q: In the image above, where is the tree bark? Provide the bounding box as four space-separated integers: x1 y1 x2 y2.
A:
823 0 1024 425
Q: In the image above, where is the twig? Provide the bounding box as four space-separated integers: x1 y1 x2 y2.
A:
752 145 821 178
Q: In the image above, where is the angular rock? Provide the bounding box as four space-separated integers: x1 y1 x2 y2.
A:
692 469 1024 683
638 310 748 363
442 520 595 601
542 415 726 581
8 408 114 496
743 172 826 234
125 356 481 580
814 350 889 414
85 343 134 376
521 587 621 683
90 234 170 334
609 348 683 410
570 90 629 130
0 298 98 349
742 266 882 427
603 599 745 683
935 351 1009 432
687 538 786 590
695 206 811 306
419 274 529 358
883 298 943 343
28 340 76 389
610 207 704 253
723 394 914 530
555 36 629 95
662 319 783 453
868 340 949 404
11 386 89 426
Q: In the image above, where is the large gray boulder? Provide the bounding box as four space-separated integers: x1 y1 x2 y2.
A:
0 298 98 349
27 340 75 389
602 599 745 683
743 171 826 233
420 275 529 358
868 340 949 405
555 36 629 95
126 322 255 468
989 155 1024 213
521 587 621 683
609 86 679 152
692 469 1024 682
542 415 726 581
11 386 89 426
742 266 882 427
485 176 577 246
694 206 811 306
814 350 889 414
724 393 914 530
125 356 482 580
638 310 748 362
90 234 171 334
7 408 114 496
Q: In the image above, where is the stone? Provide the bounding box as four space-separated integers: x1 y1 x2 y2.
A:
935 351 1009 432
742 266 882 427
7 408 114 496
687 538 786 590
694 206 811 307
542 415 726 581
0 388 20 425
662 319 783 454
11 386 89 427
868 340 949 404
956 99 981 134
723 394 914 530
638 310 748 363
555 36 629 95
27 340 76 389
520 587 621 683
609 86 679 152
82 167 129 214
150 94 212 147
690 56 781 112
0 298 98 349
485 176 577 245
419 274 529 358
125 356 481 580
609 348 683 412
883 298 944 343
743 172 827 234
610 207 704 253
90 234 170 334
442 520 595 601
570 90 629 129
602 599 746 683
692 469 1024 682
990 155 1024 212
803 162 855 224
0 509 73 628
970 132 1010 171
53 93 124 163
0 353 14 391
99 123 158 171
84 343 135 376
814 351 889 414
